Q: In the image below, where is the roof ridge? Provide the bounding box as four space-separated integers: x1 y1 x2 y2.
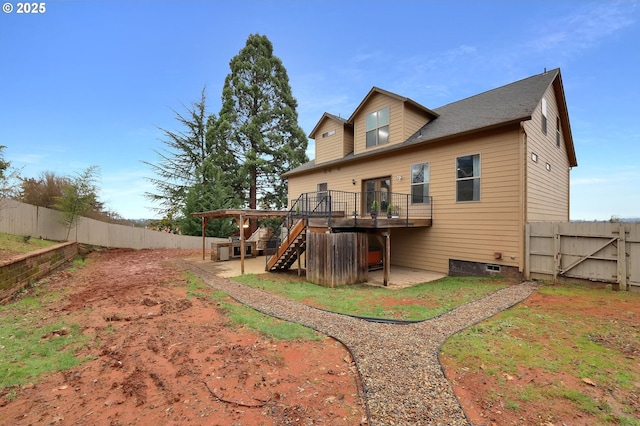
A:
434 68 559 111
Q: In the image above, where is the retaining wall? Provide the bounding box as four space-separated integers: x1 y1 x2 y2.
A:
0 241 78 302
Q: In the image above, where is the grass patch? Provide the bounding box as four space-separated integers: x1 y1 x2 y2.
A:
0 232 59 256
232 274 509 320
441 283 640 424
186 274 321 341
0 304 91 388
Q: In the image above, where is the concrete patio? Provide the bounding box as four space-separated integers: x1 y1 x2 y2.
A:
184 253 445 289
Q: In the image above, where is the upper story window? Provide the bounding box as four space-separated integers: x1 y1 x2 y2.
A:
365 107 389 147
317 182 328 195
322 129 336 138
456 154 480 202
411 162 430 203
556 116 561 148
541 98 548 135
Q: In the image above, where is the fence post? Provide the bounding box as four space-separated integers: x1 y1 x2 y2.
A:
553 223 560 283
618 223 628 291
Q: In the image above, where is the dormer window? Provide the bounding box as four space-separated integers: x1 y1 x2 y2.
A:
365 107 389 147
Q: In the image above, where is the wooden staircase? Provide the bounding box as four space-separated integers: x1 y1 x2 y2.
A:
266 219 307 271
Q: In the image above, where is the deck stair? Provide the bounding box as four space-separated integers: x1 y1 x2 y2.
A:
266 218 307 271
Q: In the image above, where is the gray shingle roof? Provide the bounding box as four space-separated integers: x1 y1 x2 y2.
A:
406 68 559 145
285 68 574 177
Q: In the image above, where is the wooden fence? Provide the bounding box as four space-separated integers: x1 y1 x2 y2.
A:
526 222 639 291
306 232 368 288
0 199 223 250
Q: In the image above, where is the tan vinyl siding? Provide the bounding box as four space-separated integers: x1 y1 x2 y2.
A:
288 126 524 273
353 94 404 155
525 85 571 221
344 127 354 156
403 104 431 140
315 121 351 165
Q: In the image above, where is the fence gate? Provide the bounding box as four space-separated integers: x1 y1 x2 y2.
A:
526 222 639 291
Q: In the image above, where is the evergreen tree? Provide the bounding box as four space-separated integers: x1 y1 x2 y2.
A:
178 169 238 237
144 87 212 217
0 146 9 180
145 87 241 236
219 33 308 210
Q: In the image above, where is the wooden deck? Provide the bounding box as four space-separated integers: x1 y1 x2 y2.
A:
308 216 432 229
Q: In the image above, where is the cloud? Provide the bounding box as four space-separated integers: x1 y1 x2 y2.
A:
10 153 46 165
529 1 637 53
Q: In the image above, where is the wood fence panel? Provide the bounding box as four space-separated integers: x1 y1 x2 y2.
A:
528 222 555 276
628 224 640 291
1 199 222 250
307 232 367 287
527 222 639 291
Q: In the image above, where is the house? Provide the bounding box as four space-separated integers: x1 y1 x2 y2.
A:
272 68 576 282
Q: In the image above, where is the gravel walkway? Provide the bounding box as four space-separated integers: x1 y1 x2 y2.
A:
181 260 541 426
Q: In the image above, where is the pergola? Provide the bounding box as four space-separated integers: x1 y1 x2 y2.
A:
191 209 289 274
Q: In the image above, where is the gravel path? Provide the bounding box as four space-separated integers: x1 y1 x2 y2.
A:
181 260 541 426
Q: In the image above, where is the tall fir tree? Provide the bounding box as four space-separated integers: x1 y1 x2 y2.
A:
218 34 309 211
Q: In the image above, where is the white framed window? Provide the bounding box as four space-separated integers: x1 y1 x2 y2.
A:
541 98 548 135
322 129 336 138
456 154 480 202
410 162 430 204
365 107 389 147
531 152 538 162
556 116 561 148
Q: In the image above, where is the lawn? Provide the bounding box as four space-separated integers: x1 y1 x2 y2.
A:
233 273 512 320
0 232 59 259
440 283 640 425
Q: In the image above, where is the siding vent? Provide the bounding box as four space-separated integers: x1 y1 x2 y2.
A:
486 264 501 273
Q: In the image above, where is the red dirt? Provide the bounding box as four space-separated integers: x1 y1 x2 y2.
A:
0 249 366 425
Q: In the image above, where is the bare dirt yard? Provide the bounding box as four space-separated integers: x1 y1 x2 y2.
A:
0 249 367 425
2 247 639 425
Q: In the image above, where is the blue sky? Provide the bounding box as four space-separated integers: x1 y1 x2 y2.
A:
1 0 639 220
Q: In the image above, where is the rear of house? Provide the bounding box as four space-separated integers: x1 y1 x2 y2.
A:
283 68 577 278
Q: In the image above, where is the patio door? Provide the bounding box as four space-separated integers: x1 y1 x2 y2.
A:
363 177 391 214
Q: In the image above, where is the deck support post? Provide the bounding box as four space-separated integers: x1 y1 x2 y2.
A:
201 217 208 260
383 230 391 286
239 213 245 275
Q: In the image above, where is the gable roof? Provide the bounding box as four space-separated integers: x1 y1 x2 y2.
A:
285 68 576 177
347 86 439 123
308 113 350 139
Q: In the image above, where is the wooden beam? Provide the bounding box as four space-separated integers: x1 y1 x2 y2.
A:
201 217 208 260
296 240 302 277
384 230 390 286
239 213 245 275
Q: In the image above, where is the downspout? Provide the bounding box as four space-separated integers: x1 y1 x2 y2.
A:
567 166 572 221
521 123 528 277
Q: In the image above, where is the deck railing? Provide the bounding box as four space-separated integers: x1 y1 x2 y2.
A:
288 190 432 227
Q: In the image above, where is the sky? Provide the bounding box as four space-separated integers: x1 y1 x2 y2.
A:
1 0 639 220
